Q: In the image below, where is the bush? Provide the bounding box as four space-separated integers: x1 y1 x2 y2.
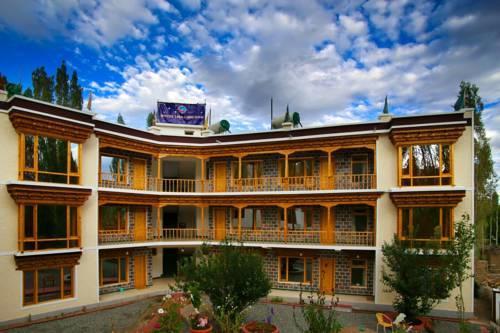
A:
293 288 342 333
269 296 284 303
177 241 272 332
155 302 184 333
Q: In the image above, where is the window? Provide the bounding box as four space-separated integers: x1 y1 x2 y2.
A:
399 144 453 186
21 134 81 184
279 257 312 283
99 206 128 232
23 266 74 305
231 161 263 179
231 208 262 229
353 208 368 231
279 159 313 177
100 257 128 286
351 155 368 175
280 207 313 230
21 205 79 251
399 207 453 240
100 155 128 185
350 259 367 287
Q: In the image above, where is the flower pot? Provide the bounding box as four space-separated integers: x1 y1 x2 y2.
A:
190 324 213 333
407 318 425 332
242 321 279 333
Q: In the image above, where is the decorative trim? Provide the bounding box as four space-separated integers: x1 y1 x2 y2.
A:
389 126 465 145
15 252 81 270
7 183 92 205
9 110 93 143
389 190 466 207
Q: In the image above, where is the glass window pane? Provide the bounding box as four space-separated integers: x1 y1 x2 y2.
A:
279 258 287 281
255 209 262 229
287 258 304 282
401 147 410 176
37 205 67 239
38 137 68 173
70 143 79 173
442 208 451 238
354 214 368 231
289 208 306 230
63 267 72 297
305 258 312 282
24 206 34 238
305 160 312 176
242 208 253 229
102 258 119 285
38 268 61 302
402 209 410 237
351 267 365 286
23 271 35 305
100 206 127 231
411 144 439 177
442 145 451 174
24 135 35 169
70 207 78 237
412 207 440 239
120 258 127 282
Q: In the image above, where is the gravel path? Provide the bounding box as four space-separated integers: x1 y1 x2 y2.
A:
9 298 158 333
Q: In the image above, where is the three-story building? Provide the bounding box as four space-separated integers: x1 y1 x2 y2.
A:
0 91 474 324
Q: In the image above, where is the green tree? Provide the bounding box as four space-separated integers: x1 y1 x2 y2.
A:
381 237 455 322
177 242 271 332
55 60 70 106
69 71 83 109
23 87 33 98
32 66 54 102
117 113 125 125
454 81 498 256
6 82 23 97
147 111 155 127
0 73 6 90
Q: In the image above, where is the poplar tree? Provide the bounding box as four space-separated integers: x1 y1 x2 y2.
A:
454 81 498 254
146 111 155 127
117 113 125 125
55 61 70 106
23 88 33 98
69 71 83 110
0 73 6 91
32 66 54 102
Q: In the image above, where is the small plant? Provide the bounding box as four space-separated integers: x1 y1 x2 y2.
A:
269 296 284 303
293 286 342 333
190 312 211 330
155 302 184 333
243 321 277 333
392 313 412 333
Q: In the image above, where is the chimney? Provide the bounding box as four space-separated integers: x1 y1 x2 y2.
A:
281 121 293 130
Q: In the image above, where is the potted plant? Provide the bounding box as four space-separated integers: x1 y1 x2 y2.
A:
190 313 212 333
242 306 279 333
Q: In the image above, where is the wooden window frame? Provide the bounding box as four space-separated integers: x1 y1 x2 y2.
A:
19 133 82 185
99 256 129 286
278 157 314 177
397 207 454 241
230 207 263 230
19 204 80 252
99 206 129 234
278 256 313 284
23 266 74 306
352 207 369 232
99 153 129 185
231 160 263 179
280 206 313 231
398 143 454 186
350 259 367 288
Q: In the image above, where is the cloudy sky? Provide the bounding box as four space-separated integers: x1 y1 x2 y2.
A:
0 0 499 182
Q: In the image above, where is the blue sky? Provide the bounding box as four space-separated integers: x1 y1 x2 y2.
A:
0 0 499 182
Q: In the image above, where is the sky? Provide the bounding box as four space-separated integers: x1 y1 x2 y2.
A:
0 0 499 184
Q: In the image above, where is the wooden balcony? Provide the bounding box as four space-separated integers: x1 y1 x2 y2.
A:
98 173 376 193
98 227 375 246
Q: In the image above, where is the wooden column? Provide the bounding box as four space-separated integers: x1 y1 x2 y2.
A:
373 204 377 246
157 157 162 191
200 158 206 192
327 151 332 189
285 153 289 178
327 206 332 244
200 205 205 238
238 206 242 240
156 206 161 240
238 155 242 191
283 206 288 242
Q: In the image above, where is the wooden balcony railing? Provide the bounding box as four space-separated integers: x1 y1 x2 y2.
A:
99 173 376 192
335 231 374 246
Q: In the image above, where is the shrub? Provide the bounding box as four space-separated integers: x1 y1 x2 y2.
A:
155 302 184 333
269 296 284 303
177 241 272 332
293 287 342 333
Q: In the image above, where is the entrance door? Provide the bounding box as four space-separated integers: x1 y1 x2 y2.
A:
214 163 227 192
214 208 226 240
133 159 146 190
134 207 147 241
320 257 335 294
134 255 147 289
163 249 178 277
319 158 330 190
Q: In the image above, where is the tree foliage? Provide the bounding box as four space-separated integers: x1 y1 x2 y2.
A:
454 81 498 254
147 111 156 127
32 66 54 102
69 70 83 110
117 113 125 125
55 60 70 106
177 242 271 326
0 73 6 91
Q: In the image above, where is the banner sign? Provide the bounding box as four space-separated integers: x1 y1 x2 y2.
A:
157 102 206 125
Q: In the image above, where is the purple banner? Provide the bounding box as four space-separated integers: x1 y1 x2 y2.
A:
157 102 205 125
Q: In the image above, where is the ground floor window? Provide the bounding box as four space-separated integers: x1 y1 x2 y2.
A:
279 257 312 283
100 257 128 286
23 266 74 305
350 259 367 287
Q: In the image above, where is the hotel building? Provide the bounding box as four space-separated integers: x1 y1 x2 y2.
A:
0 91 474 324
